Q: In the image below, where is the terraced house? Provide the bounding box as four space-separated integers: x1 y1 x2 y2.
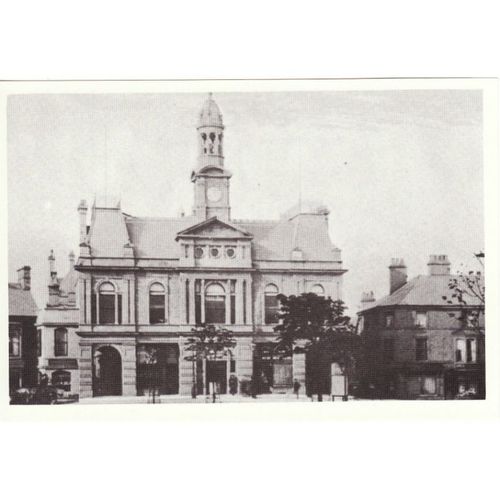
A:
74 94 346 399
359 255 485 399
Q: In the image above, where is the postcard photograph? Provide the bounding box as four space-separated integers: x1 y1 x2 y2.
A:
4 80 493 411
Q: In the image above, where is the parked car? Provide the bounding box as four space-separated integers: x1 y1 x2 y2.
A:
10 385 79 405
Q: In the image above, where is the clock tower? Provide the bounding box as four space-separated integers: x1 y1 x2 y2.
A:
192 93 232 221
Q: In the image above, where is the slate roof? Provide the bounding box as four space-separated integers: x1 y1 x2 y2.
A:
365 274 484 311
8 283 38 317
87 206 341 262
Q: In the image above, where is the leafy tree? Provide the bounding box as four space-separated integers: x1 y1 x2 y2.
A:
274 293 359 401
184 324 236 402
442 253 485 335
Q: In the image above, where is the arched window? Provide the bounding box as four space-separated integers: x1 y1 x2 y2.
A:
205 282 226 324
99 282 116 324
149 282 166 324
52 370 71 392
264 284 280 325
311 284 325 297
54 328 68 356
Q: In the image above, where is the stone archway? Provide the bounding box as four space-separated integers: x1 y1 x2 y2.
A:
93 346 122 396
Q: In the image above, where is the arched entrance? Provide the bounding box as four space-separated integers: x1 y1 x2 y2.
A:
93 346 122 396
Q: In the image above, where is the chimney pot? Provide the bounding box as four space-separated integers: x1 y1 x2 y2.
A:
427 254 451 275
389 257 408 294
17 266 31 290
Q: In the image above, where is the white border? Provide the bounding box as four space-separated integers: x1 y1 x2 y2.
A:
1 78 498 421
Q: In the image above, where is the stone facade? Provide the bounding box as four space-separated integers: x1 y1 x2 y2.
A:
37 251 80 394
74 94 346 399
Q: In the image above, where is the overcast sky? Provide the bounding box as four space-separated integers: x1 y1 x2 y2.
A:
7 90 483 316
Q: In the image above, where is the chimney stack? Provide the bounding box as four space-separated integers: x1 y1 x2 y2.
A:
427 254 451 275
17 266 31 290
47 250 60 306
360 291 376 310
48 249 57 279
389 258 407 294
69 250 75 268
78 200 88 244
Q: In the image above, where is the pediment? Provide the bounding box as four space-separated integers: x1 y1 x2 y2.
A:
176 217 252 240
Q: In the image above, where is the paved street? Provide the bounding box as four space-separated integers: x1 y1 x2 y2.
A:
78 393 353 404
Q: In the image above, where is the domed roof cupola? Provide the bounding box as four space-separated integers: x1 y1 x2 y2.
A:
198 92 224 127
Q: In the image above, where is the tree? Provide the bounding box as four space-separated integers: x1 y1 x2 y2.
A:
142 347 158 404
274 293 359 401
184 324 236 403
442 252 485 335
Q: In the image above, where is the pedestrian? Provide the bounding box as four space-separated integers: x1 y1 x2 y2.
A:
250 375 257 399
229 374 238 396
293 378 301 399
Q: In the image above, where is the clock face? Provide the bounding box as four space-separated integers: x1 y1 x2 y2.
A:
207 187 222 202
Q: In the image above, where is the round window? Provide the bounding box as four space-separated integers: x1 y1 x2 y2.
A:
210 247 220 258
194 247 204 259
226 247 235 258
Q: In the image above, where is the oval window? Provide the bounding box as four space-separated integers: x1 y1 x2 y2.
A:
226 247 235 258
194 247 204 259
210 247 220 258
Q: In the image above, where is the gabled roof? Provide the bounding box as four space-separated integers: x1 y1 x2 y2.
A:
8 283 38 317
176 217 252 240
364 274 484 311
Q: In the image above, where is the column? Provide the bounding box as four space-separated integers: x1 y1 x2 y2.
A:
236 279 243 324
201 279 205 323
129 275 136 325
245 278 252 326
85 278 92 324
225 279 231 324
178 338 193 396
122 343 137 396
179 275 186 325
236 337 253 390
79 278 85 325
189 278 196 326
79 344 93 398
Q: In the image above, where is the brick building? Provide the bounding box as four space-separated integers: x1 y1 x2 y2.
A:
8 266 39 394
358 255 485 399
74 94 346 398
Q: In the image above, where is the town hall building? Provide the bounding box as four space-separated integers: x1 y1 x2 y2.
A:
72 94 346 398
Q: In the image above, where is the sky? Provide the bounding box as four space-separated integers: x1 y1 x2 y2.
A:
7 90 484 317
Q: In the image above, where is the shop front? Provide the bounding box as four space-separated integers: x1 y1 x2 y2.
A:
253 342 292 393
136 344 179 396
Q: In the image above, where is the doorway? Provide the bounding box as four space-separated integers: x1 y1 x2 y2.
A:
206 360 227 395
93 346 122 396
